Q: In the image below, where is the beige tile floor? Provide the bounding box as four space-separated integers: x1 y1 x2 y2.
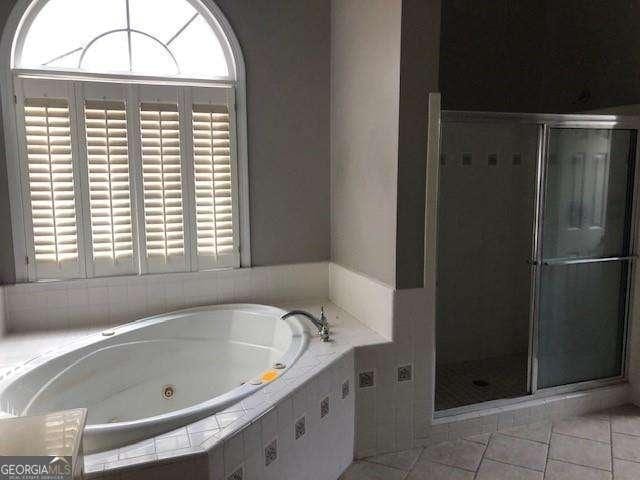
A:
341 404 640 480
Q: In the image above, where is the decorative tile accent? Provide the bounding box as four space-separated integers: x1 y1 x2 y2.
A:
440 153 447 165
295 415 306 440
397 364 412 383
264 438 278 467
462 153 472 165
227 465 243 480
513 153 522 165
488 153 498 166
320 396 330 419
341 379 350 399
359 371 375 389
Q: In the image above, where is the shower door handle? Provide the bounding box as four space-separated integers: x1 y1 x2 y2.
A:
542 255 636 266
526 259 539 266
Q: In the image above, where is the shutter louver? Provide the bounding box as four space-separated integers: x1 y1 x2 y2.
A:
24 98 79 269
84 100 134 265
140 103 185 262
192 104 235 259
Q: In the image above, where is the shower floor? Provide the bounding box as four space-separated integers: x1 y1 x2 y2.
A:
435 354 528 411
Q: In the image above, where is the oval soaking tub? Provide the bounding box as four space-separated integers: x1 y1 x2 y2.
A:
0 304 309 453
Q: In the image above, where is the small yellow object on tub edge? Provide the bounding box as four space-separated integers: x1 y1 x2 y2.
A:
261 370 279 382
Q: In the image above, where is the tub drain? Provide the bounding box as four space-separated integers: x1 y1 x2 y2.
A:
162 385 176 399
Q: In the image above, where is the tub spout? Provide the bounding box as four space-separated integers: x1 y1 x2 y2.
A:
282 307 330 342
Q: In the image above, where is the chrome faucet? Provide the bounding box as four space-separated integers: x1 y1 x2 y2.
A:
282 307 331 342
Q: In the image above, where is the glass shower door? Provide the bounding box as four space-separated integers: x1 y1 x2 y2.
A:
537 128 636 389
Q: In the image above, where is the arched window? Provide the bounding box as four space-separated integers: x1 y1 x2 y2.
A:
1 0 249 281
15 0 234 79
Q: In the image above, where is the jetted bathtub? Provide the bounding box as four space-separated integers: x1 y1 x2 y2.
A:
0 304 309 453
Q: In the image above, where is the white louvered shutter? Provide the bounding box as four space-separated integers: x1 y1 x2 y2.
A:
83 99 136 275
23 98 79 275
139 101 187 272
190 87 239 269
17 77 86 280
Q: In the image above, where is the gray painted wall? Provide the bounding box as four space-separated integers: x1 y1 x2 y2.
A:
330 0 402 287
0 0 16 285
215 0 330 267
0 0 330 283
396 0 441 289
440 0 640 113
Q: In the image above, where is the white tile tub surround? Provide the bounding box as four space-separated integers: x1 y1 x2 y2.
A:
85 318 360 480
0 299 384 479
353 287 429 458
329 263 394 340
3 262 329 333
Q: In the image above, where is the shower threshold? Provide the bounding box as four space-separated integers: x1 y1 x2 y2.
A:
434 375 626 419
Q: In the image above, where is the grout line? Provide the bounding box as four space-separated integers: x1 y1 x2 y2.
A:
409 445 428 476
480 456 546 474
407 447 425 471
543 420 552 478
546 457 612 473
613 454 640 463
610 408 615 474
611 429 640 439
464 437 490 446
361 447 426 475
496 430 551 446
424 457 479 473
360 459 409 473
472 430 491 479
550 431 611 446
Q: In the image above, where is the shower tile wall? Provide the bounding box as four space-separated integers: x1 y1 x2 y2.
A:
436 122 538 408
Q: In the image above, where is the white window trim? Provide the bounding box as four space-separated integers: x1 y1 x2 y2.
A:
0 0 251 282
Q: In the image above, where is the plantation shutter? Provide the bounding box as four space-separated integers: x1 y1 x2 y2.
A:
190 87 239 269
79 87 138 276
14 80 242 281
138 89 188 273
16 79 86 280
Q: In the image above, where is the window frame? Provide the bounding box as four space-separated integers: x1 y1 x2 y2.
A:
1 0 250 282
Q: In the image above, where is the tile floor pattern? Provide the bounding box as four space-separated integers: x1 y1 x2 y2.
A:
435 354 528 411
341 404 640 479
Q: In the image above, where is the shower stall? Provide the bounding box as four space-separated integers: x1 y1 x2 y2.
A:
435 111 639 413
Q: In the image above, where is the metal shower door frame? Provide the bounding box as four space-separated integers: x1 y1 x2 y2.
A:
529 116 640 397
438 110 640 412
